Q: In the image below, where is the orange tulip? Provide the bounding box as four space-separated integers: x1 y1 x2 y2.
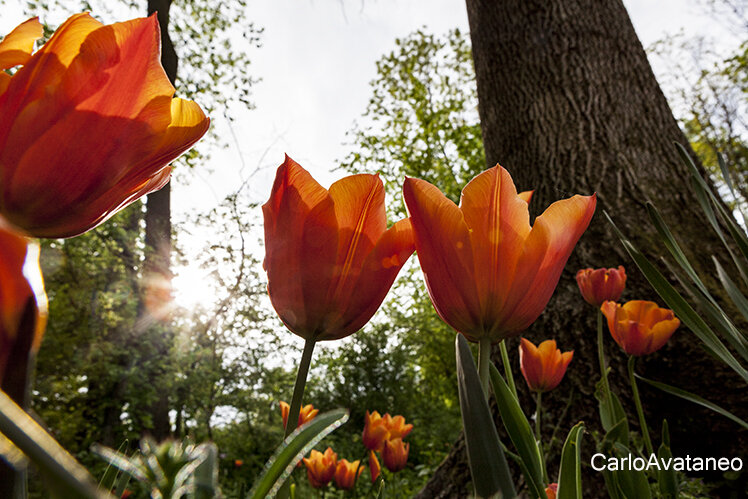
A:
382 438 409 472
279 400 318 429
601 300 680 356
334 458 362 490
362 410 390 452
383 413 413 440
368 450 381 483
545 483 558 499
0 218 47 392
0 14 209 238
263 156 414 341
519 338 573 393
403 165 596 343
303 448 338 489
576 266 626 306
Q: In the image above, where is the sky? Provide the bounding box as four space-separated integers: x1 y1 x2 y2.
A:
0 0 740 306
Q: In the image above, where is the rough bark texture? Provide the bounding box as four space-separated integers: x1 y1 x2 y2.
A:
143 0 178 441
418 1 747 497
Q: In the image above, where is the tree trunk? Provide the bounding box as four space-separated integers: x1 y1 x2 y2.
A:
142 0 178 441
418 0 747 497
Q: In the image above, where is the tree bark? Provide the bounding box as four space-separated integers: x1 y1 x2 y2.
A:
142 0 178 441
418 0 747 497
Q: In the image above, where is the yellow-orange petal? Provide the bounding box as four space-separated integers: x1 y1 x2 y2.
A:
403 177 482 339
0 17 43 70
499 193 596 335
324 218 414 340
459 165 532 323
326 174 386 306
518 190 534 203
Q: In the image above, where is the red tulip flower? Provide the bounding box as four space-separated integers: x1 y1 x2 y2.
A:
576 266 626 306
263 156 414 341
382 438 409 472
519 338 573 393
545 483 558 499
279 400 318 429
334 458 362 490
403 165 595 343
601 300 680 356
303 448 338 489
0 14 209 238
0 218 47 391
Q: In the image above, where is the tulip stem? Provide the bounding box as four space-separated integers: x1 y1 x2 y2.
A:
285 336 317 439
627 356 654 456
534 391 542 442
499 340 518 400
478 337 492 397
597 310 613 411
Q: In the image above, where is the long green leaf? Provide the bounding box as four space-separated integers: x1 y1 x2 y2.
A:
657 421 678 499
455 334 516 499
248 408 349 499
556 423 584 499
611 443 651 499
0 390 109 499
489 363 547 499
676 143 748 283
604 211 748 383
636 374 748 429
713 256 748 324
595 378 629 445
717 153 748 228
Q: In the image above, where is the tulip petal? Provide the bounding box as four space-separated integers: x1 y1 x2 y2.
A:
326 174 386 304
263 156 337 338
0 17 43 70
404 177 482 338
460 165 531 323
500 194 596 334
324 218 414 340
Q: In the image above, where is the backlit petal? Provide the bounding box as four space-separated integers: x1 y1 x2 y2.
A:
0 18 43 70
404 177 482 338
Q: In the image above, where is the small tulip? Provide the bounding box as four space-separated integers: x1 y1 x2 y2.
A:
601 300 680 356
263 156 414 341
576 266 626 306
279 400 318 429
362 410 390 452
334 458 362 490
303 448 337 489
403 165 595 343
519 338 573 393
369 450 380 483
382 438 409 472
383 413 413 440
0 219 47 396
0 14 209 238
545 483 558 499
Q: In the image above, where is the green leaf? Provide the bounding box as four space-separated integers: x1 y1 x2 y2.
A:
248 408 349 499
713 256 748 324
595 378 629 445
611 444 651 499
604 210 748 383
557 423 584 499
455 334 516 498
657 421 678 499
489 363 547 499
192 442 219 499
0 390 109 499
635 374 748 429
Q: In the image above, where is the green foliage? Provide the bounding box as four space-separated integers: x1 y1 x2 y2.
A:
340 28 485 216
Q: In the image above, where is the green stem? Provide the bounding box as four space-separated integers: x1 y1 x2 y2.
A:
478 337 492 398
597 310 613 411
628 356 654 456
284 336 317 438
499 339 518 400
534 391 542 442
